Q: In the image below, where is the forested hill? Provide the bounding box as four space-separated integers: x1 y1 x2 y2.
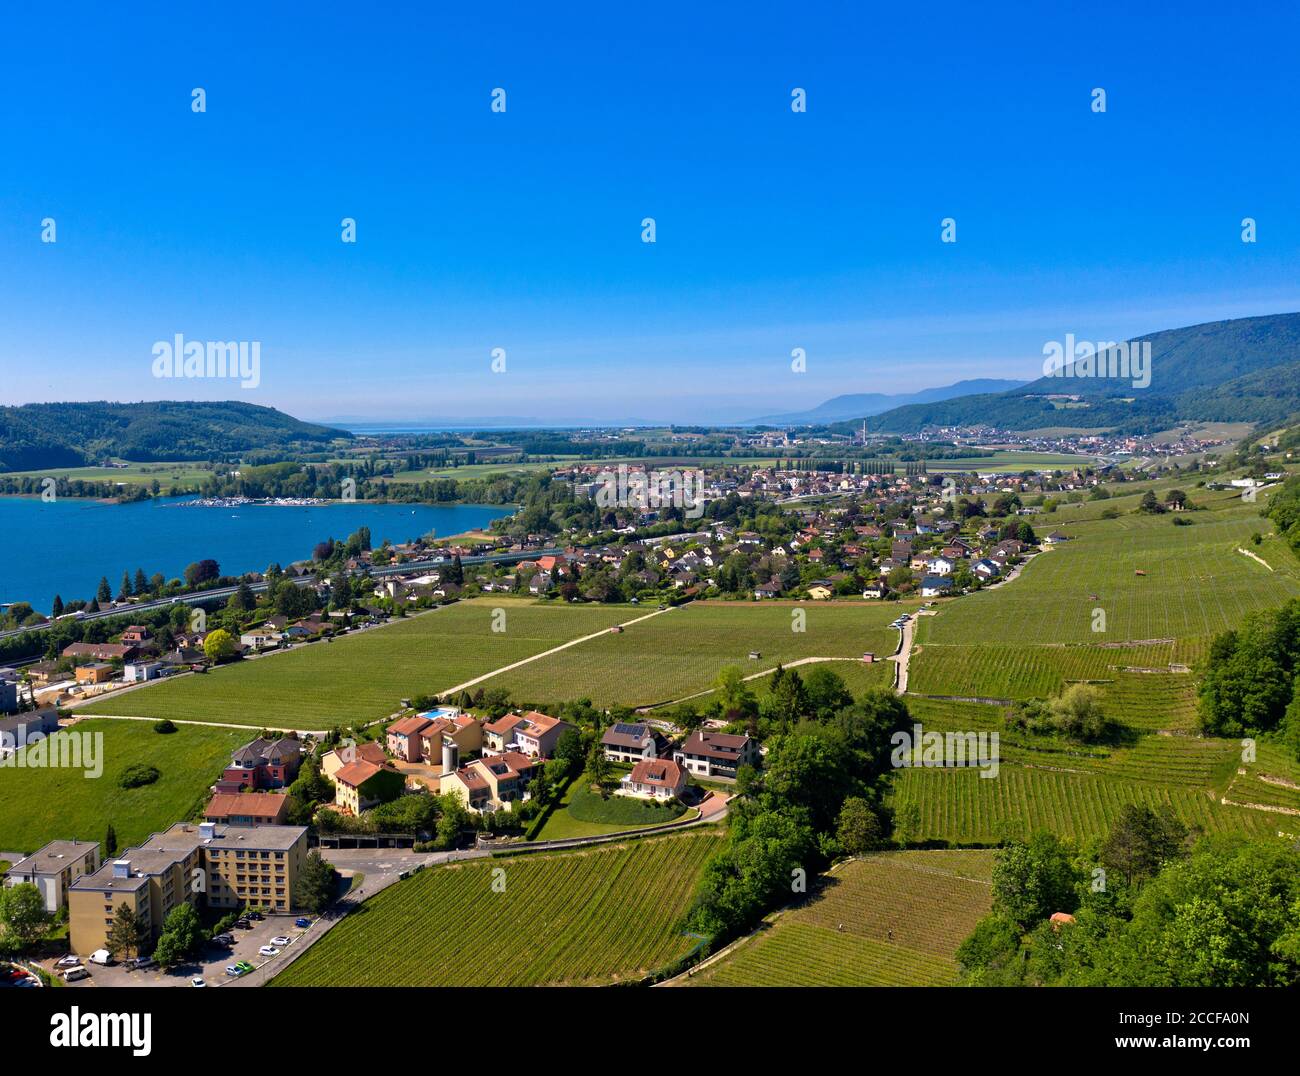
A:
867 312 1300 435
0 401 350 471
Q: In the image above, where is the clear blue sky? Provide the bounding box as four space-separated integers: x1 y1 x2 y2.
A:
2 1 1299 424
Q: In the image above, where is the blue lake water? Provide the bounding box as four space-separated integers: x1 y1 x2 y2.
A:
0 496 511 611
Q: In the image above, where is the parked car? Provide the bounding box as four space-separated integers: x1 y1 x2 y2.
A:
225 961 254 977
258 945 280 956
247 911 264 921
191 977 206 988
87 949 114 966
270 935 290 947
294 918 312 928
126 955 157 971
234 918 252 929
55 955 81 968
62 966 90 982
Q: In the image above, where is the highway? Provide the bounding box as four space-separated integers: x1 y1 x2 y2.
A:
0 547 564 644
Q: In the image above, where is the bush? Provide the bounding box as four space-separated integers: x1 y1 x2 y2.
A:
153 719 177 734
118 763 160 789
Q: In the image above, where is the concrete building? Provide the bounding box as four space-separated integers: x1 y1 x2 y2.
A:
3 839 102 913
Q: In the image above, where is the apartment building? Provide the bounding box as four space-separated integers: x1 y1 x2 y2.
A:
440 751 541 813
68 822 309 956
3 839 102 913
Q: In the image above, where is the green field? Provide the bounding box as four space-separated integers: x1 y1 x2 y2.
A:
689 851 994 986
80 599 635 728
0 719 245 853
272 831 721 986
476 600 904 708
0 461 214 489
532 781 696 841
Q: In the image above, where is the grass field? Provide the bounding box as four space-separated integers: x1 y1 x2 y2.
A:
689 851 994 986
0 719 246 853
0 461 214 489
532 781 697 841
476 600 905 708
272 832 721 986
80 599 635 728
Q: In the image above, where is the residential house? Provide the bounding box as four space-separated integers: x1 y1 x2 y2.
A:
119 626 152 646
601 721 669 763
61 642 137 663
673 731 760 778
333 759 405 814
441 751 542 813
0 708 61 755
215 737 304 793
920 575 955 597
74 663 114 685
386 715 434 762
320 740 387 784
511 711 575 758
619 758 687 801
123 661 164 683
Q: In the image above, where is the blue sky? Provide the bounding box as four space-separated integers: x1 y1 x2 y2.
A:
2 1 1299 425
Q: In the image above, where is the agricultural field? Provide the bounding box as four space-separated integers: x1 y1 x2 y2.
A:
890 762 1278 845
0 460 214 490
80 599 635 729
925 491 1300 647
272 832 722 986
475 600 905 709
927 450 1096 472
689 851 994 986
0 719 246 853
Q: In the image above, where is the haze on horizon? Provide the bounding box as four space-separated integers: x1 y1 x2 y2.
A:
3 3 1300 425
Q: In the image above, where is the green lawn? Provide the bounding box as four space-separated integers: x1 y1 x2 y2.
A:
0 719 246 853
690 851 994 986
0 461 214 489
80 598 636 728
272 832 722 986
477 600 905 709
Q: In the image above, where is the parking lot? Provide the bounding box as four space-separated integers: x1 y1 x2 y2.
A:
47 913 313 989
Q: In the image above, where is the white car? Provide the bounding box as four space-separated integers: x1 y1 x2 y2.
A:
56 955 81 968
270 936 291 947
191 977 206 987
258 945 280 956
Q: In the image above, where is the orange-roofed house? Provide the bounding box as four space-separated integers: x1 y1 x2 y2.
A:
483 713 528 753
510 711 575 758
619 758 687 801
334 759 404 815
320 740 387 783
386 715 435 762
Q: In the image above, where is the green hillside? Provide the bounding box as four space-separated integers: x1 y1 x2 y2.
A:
866 312 1300 434
0 401 350 471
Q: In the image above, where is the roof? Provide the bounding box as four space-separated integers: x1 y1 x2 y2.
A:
601 722 655 748
484 713 527 735
335 759 385 788
388 715 434 738
204 792 289 822
5 839 98 877
679 730 752 760
628 758 684 788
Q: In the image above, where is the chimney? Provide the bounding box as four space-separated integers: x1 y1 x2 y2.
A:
112 859 131 878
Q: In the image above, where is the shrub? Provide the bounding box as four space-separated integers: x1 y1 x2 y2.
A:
118 763 160 789
153 719 177 734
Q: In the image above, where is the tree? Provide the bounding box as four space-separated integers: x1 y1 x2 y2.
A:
585 740 614 794
51 594 64 618
0 882 50 951
991 832 1082 930
96 576 112 604
227 581 255 614
714 665 756 721
836 796 883 855
298 851 338 913
133 568 149 595
203 628 237 663
184 559 221 588
105 823 117 857
1100 804 1189 888
105 903 149 959
152 902 203 967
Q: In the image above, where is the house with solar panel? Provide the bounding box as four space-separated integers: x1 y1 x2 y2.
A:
600 721 669 764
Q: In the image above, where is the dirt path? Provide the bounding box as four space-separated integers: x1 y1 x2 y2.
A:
435 605 675 698
1237 547 1274 571
63 714 329 737
642 655 864 711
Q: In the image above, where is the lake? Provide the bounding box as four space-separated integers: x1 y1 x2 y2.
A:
0 496 511 611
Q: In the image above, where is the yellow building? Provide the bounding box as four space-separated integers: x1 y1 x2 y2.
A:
68 822 309 956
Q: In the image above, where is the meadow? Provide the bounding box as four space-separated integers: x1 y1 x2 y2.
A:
475 600 904 709
0 719 246 853
80 599 635 728
689 851 994 986
272 831 721 986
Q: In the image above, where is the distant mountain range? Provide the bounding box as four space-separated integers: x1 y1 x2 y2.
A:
0 401 349 472
753 379 1029 425
863 313 1300 435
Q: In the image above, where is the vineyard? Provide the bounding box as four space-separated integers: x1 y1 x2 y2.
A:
890 765 1278 844
80 598 634 728
271 832 722 987
475 600 904 708
690 851 994 986
923 493 1300 647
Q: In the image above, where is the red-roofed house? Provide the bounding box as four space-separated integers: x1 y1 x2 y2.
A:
203 792 290 827
386 715 434 762
619 758 687 801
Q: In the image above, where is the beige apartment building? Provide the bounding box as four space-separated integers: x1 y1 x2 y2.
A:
68 821 309 956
